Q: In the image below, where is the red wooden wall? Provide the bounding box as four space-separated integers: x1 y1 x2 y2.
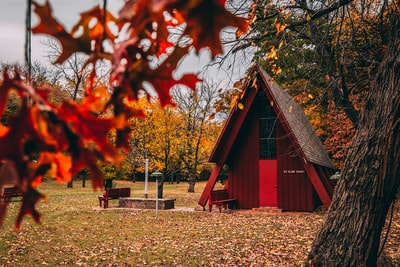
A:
226 103 259 209
276 121 320 211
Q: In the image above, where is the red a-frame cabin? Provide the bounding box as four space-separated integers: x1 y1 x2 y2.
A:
198 65 337 211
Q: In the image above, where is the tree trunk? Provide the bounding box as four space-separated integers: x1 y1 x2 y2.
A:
188 180 196 193
187 172 196 193
307 11 400 266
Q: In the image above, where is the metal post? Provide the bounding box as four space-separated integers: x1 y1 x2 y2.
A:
155 177 159 219
150 171 162 219
144 159 148 198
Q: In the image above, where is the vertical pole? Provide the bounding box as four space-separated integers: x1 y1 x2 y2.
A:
25 0 32 78
144 159 148 198
155 177 159 219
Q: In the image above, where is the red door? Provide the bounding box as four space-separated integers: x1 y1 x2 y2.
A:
259 160 278 206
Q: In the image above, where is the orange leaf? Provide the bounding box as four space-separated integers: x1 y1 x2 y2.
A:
275 21 287 36
72 6 119 43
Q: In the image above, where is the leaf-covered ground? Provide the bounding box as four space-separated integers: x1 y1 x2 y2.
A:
0 180 399 266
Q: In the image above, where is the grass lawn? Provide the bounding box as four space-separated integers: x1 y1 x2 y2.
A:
1 179 399 266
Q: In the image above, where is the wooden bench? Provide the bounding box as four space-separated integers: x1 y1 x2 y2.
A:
98 188 131 208
1 186 23 203
208 189 237 212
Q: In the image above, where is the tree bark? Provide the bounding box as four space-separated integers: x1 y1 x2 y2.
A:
307 11 400 266
187 172 196 193
188 179 196 193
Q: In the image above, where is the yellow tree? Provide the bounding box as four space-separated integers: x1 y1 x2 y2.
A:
127 97 182 197
151 104 183 197
172 81 221 192
126 98 156 181
127 91 221 196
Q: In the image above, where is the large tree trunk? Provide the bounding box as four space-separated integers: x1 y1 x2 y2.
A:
188 179 196 193
307 11 400 266
187 172 196 193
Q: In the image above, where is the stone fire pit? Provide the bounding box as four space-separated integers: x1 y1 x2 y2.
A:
119 197 176 210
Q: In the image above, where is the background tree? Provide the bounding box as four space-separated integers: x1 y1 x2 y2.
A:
44 39 110 102
246 0 381 168
126 93 221 197
126 98 155 182
247 0 381 125
147 102 181 198
0 90 20 126
126 97 181 198
0 62 66 123
172 81 221 193
45 39 112 188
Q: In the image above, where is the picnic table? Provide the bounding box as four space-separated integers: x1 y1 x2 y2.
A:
98 188 131 208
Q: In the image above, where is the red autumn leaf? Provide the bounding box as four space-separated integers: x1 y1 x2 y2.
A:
118 0 173 36
115 45 201 107
69 147 105 189
81 85 110 113
143 46 202 106
0 70 119 193
14 187 46 231
71 6 119 43
57 101 123 163
32 1 115 66
31 1 88 64
32 152 72 186
0 105 58 173
174 0 249 57
119 0 175 56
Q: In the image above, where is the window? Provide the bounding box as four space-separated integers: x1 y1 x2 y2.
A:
259 94 276 159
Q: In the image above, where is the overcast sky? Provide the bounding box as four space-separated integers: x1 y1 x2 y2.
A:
0 0 251 86
0 0 124 64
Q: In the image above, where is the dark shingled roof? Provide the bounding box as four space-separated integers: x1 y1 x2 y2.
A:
258 67 334 169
